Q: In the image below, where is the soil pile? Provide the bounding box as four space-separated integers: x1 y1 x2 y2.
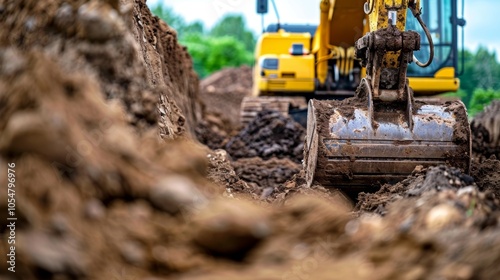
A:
471 100 500 159
195 66 253 149
224 110 306 163
0 0 209 278
0 0 200 138
195 111 232 150
233 157 301 192
470 101 500 199
198 66 252 128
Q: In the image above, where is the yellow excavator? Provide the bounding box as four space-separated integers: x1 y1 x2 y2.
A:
246 0 471 191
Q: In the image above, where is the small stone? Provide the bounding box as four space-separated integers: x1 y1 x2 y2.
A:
425 204 463 230
120 241 146 266
190 199 271 259
51 213 70 235
149 176 207 214
84 199 106 220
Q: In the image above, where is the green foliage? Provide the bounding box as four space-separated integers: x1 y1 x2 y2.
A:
459 46 500 114
209 15 256 52
151 4 255 78
151 5 186 34
468 88 500 116
182 34 253 77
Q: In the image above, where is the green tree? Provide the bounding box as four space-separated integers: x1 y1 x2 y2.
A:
151 5 255 78
209 15 256 52
184 21 204 35
468 88 500 116
183 33 253 77
459 46 500 107
151 5 186 34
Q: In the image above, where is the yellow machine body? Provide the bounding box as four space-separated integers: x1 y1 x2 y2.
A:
253 30 315 95
252 0 461 98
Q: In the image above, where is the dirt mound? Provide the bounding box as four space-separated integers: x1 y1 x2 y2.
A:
195 112 232 150
0 47 218 279
471 158 500 198
0 0 200 138
225 110 306 163
357 165 499 230
198 66 253 128
0 0 206 278
233 157 301 192
357 165 475 214
471 100 500 159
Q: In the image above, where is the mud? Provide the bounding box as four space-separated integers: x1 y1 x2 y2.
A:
224 110 306 163
1 0 500 279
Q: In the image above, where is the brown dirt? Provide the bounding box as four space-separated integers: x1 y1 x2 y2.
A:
198 66 252 129
224 110 306 163
232 157 301 193
471 158 500 198
471 100 500 160
1 0 500 279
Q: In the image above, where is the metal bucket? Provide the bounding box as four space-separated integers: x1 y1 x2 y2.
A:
304 81 471 190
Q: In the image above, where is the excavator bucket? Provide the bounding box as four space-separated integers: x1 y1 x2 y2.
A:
304 81 471 192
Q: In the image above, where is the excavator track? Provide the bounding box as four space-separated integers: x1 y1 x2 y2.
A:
240 96 307 125
304 79 471 191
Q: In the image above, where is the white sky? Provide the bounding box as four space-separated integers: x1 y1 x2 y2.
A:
147 0 500 59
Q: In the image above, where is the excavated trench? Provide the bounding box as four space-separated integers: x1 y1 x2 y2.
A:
0 1 499 279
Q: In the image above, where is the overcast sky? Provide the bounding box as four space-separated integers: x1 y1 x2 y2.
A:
147 0 499 59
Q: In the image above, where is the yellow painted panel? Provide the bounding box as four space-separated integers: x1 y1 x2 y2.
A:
434 67 455 79
256 31 311 58
279 55 315 79
258 79 315 93
409 77 460 95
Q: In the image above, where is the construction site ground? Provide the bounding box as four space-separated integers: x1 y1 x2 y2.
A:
0 1 500 279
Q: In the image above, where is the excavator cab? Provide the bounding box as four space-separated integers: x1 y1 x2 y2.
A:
251 0 465 98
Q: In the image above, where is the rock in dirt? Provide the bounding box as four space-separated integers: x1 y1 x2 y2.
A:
225 110 305 163
150 176 207 214
190 199 271 259
20 231 90 277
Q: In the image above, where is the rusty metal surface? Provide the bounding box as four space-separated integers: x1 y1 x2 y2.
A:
305 87 471 189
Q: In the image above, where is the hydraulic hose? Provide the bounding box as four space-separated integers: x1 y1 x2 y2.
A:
410 6 434 68
364 0 375 14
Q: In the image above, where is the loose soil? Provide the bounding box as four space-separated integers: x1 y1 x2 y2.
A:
0 1 499 279
224 110 305 164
